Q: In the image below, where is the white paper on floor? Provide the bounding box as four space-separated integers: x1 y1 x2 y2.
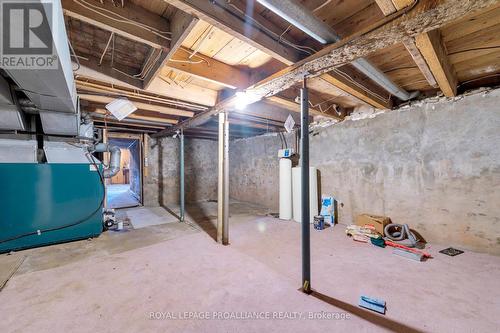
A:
125 207 178 229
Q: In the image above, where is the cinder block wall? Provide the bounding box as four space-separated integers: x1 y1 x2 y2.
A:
230 88 500 254
144 137 218 207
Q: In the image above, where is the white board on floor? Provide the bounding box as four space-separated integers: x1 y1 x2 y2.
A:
292 167 319 223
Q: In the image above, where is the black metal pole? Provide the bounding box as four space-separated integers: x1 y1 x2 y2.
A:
300 77 311 294
180 129 185 222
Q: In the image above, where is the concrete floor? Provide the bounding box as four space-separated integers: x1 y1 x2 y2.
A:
0 201 499 332
107 184 140 209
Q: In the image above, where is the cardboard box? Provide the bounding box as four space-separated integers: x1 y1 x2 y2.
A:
355 214 391 236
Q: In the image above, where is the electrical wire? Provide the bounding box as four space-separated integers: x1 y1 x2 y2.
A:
449 46 500 55
169 47 211 66
99 32 114 66
458 73 500 88
224 1 317 55
74 0 171 40
0 153 106 245
331 68 391 104
68 39 81 71
189 26 213 59
384 66 419 73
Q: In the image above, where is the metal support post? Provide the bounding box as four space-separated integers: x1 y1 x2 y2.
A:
217 112 229 245
179 129 185 222
300 77 311 293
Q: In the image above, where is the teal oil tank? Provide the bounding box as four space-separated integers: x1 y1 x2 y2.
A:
0 163 104 253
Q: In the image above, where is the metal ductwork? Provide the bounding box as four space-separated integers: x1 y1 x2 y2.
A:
0 76 25 130
256 0 419 101
94 143 121 178
2 0 78 134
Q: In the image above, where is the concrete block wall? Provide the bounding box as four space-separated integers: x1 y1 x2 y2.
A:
143 137 218 207
229 88 500 254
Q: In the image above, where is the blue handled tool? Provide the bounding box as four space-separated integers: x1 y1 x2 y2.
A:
359 295 386 314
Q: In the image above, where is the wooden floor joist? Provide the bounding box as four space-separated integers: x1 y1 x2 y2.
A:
265 96 342 120
62 0 169 49
143 11 198 89
415 30 458 97
403 39 439 88
79 94 195 118
167 47 251 90
92 109 178 125
154 0 499 137
374 0 439 89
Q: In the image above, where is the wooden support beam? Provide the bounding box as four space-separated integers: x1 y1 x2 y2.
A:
62 0 169 49
265 96 342 120
374 0 438 88
166 47 251 89
93 119 167 129
79 94 195 118
320 73 391 109
393 0 415 11
63 1 200 92
154 0 498 137
231 112 285 127
415 30 458 97
403 39 439 88
75 78 209 111
165 0 393 109
94 125 157 133
75 55 143 89
375 0 397 15
244 0 492 100
228 118 281 131
92 108 178 125
164 0 301 65
143 11 198 89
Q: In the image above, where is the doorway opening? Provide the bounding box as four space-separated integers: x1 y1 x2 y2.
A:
106 136 142 209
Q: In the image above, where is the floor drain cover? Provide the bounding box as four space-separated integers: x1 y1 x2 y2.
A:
439 247 464 256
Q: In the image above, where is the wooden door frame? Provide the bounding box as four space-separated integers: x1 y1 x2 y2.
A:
105 131 145 206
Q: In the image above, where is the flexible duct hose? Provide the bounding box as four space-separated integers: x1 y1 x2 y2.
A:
384 223 418 248
94 143 121 178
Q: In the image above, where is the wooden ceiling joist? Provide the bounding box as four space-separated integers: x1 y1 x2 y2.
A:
166 47 251 89
143 11 198 89
174 0 391 109
75 78 209 111
228 118 282 131
415 30 458 97
92 108 178 125
403 39 439 88
244 0 494 102
75 55 143 89
94 125 157 133
374 0 438 89
165 0 393 110
93 119 166 129
163 0 301 65
320 73 391 109
62 0 169 49
63 0 199 93
375 0 415 15
393 0 416 11
154 0 499 137
79 94 195 118
265 96 342 120
375 0 397 16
